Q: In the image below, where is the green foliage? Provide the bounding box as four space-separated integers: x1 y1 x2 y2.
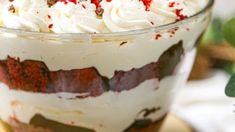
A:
224 62 235 74
202 18 224 45
223 17 235 97
223 18 235 47
225 74 235 97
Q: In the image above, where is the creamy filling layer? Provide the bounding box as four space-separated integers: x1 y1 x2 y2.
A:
0 78 174 132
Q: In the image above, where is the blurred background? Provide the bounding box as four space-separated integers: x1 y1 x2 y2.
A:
161 0 235 132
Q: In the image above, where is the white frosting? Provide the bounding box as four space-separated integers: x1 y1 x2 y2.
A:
101 0 163 32
151 0 207 17
0 0 208 33
101 0 207 32
0 0 49 32
49 0 107 33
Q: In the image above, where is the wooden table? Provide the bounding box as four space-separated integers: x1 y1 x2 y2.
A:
0 114 192 132
160 114 192 132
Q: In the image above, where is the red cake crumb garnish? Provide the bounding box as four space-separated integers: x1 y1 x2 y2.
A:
47 15 51 19
141 0 152 11
91 0 101 8
68 0 77 4
168 2 175 8
48 24 53 29
167 27 179 37
175 9 188 21
155 34 162 40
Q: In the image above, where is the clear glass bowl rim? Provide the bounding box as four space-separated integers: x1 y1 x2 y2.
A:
0 0 214 38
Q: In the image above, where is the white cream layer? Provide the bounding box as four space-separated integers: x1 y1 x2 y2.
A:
0 78 173 132
0 48 196 132
0 13 208 78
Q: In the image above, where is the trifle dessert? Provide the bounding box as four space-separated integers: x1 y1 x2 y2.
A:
0 0 213 132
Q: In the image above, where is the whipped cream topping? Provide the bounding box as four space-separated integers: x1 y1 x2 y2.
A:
0 0 208 33
0 0 49 32
49 0 108 33
101 0 163 32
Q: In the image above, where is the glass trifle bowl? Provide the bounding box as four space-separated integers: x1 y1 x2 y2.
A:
0 0 213 132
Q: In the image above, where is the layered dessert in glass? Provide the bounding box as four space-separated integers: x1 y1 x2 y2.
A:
0 0 213 132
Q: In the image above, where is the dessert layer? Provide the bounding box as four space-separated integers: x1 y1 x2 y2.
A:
0 42 183 95
0 48 196 132
0 0 208 33
0 79 166 132
0 8 210 78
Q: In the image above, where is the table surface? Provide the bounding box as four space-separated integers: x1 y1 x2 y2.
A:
160 114 192 132
0 114 192 132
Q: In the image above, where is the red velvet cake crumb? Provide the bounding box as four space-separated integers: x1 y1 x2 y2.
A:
0 61 10 86
168 2 175 8
6 56 50 92
49 68 104 96
175 9 188 21
141 0 152 11
6 56 25 90
22 60 49 92
91 0 101 8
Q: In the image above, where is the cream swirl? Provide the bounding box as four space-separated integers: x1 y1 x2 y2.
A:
101 0 164 32
150 0 207 19
0 0 208 33
101 0 208 32
1 0 49 32
49 0 107 33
